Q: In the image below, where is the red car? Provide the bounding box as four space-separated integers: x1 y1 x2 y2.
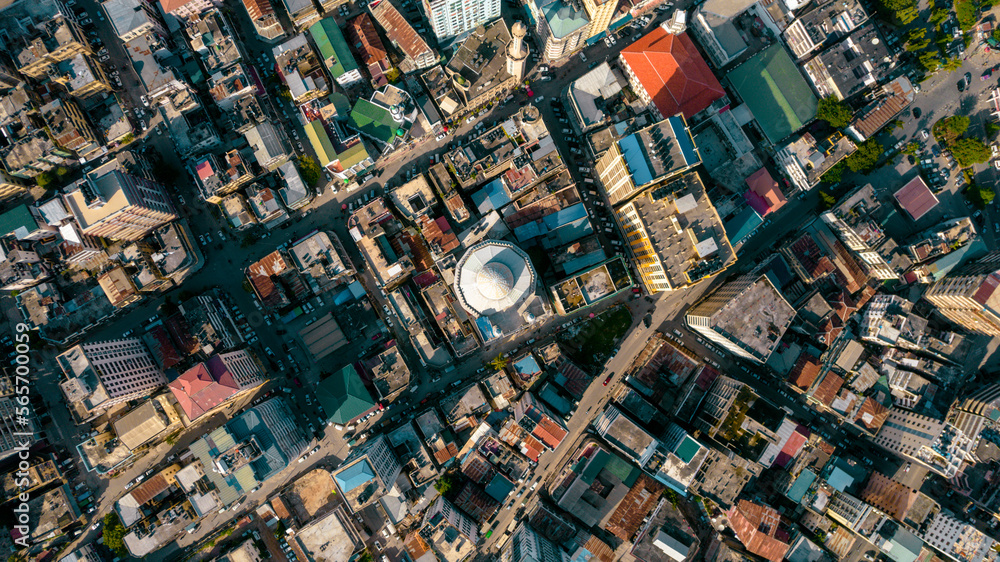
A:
603 374 613 386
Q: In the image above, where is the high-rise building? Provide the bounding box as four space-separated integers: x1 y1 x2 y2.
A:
40 99 102 161
596 115 701 206
501 522 570 562
423 0 501 41
581 0 617 39
921 511 998 562
103 0 167 42
331 435 402 511
529 0 591 60
63 161 177 242
924 252 1000 336
57 338 167 419
820 184 901 281
685 273 794 363
14 15 92 80
872 409 976 478
506 21 529 82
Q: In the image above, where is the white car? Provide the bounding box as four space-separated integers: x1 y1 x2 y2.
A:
217 230 226 241
992 144 999 157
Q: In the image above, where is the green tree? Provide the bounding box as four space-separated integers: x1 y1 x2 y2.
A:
819 191 837 208
820 162 845 184
55 166 69 177
994 28 1000 42
489 354 508 371
904 28 930 51
874 0 918 23
103 513 127 555
385 68 401 83
981 185 996 205
955 0 979 30
297 155 321 187
931 7 951 26
903 142 920 155
815 96 853 128
918 51 942 72
932 115 971 144
943 57 964 71
434 474 457 496
951 137 991 167
34 172 54 188
845 139 883 173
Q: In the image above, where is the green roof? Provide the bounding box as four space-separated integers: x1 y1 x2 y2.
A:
604 452 639 486
309 18 359 79
349 99 399 145
726 44 818 144
329 92 352 117
674 436 702 464
304 120 338 166
338 141 371 169
540 0 590 39
0 205 37 238
317 364 376 424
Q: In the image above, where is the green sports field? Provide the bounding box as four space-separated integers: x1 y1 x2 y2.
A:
727 44 818 144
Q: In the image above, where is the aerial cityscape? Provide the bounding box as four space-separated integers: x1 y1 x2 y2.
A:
1 0 1000 560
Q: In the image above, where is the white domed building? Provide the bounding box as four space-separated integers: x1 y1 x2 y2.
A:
454 241 547 341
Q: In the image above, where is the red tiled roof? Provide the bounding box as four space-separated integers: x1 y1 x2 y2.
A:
534 416 568 450
130 473 169 505
169 363 239 421
788 354 821 390
860 472 917 521
853 397 890 432
894 176 939 221
370 0 432 62
812 372 844 406
727 500 792 562
619 30 725 119
744 168 787 216
461 451 494 484
605 474 664 540
774 425 809 468
144 324 185 370
420 215 460 255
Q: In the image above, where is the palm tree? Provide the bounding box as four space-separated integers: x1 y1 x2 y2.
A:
489 354 508 372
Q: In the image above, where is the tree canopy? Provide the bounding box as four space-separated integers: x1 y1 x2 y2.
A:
845 140 883 173
297 156 321 187
103 513 127 555
933 115 971 144
874 0 918 23
815 96 853 129
951 137 991 167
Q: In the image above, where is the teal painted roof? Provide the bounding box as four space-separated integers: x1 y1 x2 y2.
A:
317 365 376 424
786 469 816 503
349 99 398 144
674 436 702 464
309 18 359 78
0 205 36 238
334 459 376 492
539 0 589 39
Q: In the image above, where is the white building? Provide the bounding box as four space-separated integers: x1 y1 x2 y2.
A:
685 273 795 364
423 0 501 41
872 409 977 478
501 522 570 562
57 338 167 417
921 511 998 562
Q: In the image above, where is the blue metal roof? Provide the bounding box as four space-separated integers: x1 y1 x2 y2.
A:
544 217 593 248
471 179 511 214
562 248 607 275
335 459 376 492
786 469 816 503
620 133 654 187
668 115 700 166
513 355 541 377
544 202 588 229
484 473 515 502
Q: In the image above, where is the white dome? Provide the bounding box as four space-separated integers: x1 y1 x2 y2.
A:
454 241 537 315
476 263 514 301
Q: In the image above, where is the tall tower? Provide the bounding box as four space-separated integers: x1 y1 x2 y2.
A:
507 21 529 81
